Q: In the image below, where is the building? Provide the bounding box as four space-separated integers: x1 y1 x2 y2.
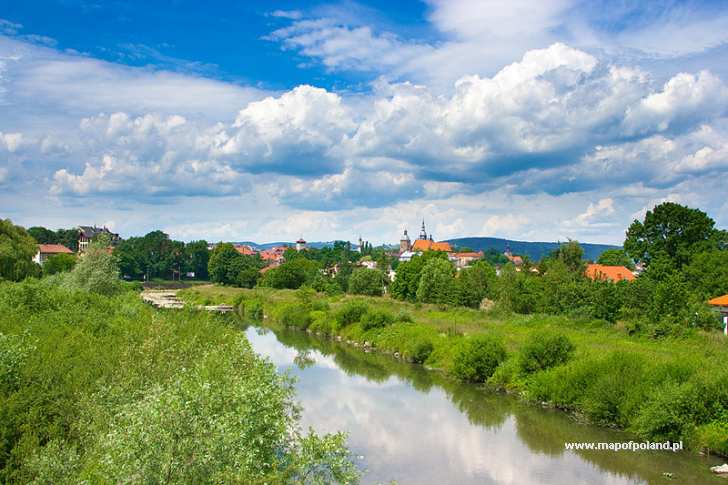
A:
450 251 484 269
399 229 411 253
295 237 307 252
708 294 728 335
398 220 452 260
33 244 73 265
585 263 636 282
503 244 523 266
234 244 256 256
78 226 120 253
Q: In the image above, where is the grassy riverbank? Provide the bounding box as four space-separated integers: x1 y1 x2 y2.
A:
0 279 358 483
180 284 728 456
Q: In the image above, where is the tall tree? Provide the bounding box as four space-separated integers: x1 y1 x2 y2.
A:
185 240 210 279
0 219 40 281
624 202 718 268
27 226 57 244
597 249 634 269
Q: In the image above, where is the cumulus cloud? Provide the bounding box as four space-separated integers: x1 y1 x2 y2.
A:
207 85 355 175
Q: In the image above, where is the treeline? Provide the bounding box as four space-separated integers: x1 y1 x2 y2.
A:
114 231 209 281
388 203 728 335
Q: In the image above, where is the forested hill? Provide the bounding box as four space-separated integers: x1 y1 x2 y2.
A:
445 237 620 262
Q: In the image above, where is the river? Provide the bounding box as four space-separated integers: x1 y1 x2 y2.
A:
243 325 722 484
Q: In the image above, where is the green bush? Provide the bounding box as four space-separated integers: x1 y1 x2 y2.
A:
308 312 334 337
518 332 575 374
277 304 312 330
334 301 369 329
359 310 395 331
695 421 728 455
407 339 434 364
244 299 264 320
395 310 413 323
452 335 507 383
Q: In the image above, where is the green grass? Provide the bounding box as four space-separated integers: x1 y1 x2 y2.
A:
180 284 728 455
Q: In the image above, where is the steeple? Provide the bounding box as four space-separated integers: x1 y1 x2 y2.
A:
419 219 427 240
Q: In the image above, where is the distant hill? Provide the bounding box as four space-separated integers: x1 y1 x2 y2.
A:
233 241 343 250
445 237 620 262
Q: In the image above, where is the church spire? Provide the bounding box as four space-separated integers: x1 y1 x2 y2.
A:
419 219 427 240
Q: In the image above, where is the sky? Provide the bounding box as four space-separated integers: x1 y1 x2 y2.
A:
1 0 728 245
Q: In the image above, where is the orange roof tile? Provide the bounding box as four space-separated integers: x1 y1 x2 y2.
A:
38 244 73 254
452 251 483 258
585 263 635 282
235 245 256 256
411 239 452 252
708 294 728 306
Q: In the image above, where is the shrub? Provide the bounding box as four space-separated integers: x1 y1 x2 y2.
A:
308 312 334 337
334 301 369 329
348 268 385 296
277 304 312 330
407 339 434 364
695 421 728 455
452 335 507 383
395 310 413 323
360 310 395 331
518 332 575 374
244 299 264 320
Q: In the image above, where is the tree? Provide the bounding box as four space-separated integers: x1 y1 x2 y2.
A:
458 261 497 308
63 241 123 295
185 240 209 279
550 240 585 274
597 249 634 269
0 219 40 281
27 226 57 244
56 228 80 252
391 252 448 301
625 202 718 268
43 253 76 276
416 257 458 305
208 243 243 285
348 268 385 296
258 258 319 289
682 250 728 300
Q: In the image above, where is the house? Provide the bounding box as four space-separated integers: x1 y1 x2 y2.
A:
450 251 484 269
585 263 636 282
234 244 256 256
708 294 728 335
260 246 287 263
33 244 73 265
359 256 377 270
78 226 120 253
503 244 523 266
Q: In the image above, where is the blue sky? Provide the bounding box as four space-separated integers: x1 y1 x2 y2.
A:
1 0 728 244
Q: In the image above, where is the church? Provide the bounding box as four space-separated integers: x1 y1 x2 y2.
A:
398 220 452 261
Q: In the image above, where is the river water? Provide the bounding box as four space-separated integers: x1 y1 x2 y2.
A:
244 325 722 484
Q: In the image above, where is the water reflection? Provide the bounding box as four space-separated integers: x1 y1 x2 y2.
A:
244 325 721 484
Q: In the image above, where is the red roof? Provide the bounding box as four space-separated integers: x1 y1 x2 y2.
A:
708 294 728 306
234 245 256 256
452 251 483 258
411 239 452 252
505 253 523 265
585 264 635 282
38 244 73 254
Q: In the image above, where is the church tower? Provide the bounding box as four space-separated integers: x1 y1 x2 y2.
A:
419 219 427 240
399 229 411 253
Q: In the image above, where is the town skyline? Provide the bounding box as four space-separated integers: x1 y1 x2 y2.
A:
2 1 728 245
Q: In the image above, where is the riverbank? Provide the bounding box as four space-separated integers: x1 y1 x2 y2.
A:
179 284 728 456
0 279 358 482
